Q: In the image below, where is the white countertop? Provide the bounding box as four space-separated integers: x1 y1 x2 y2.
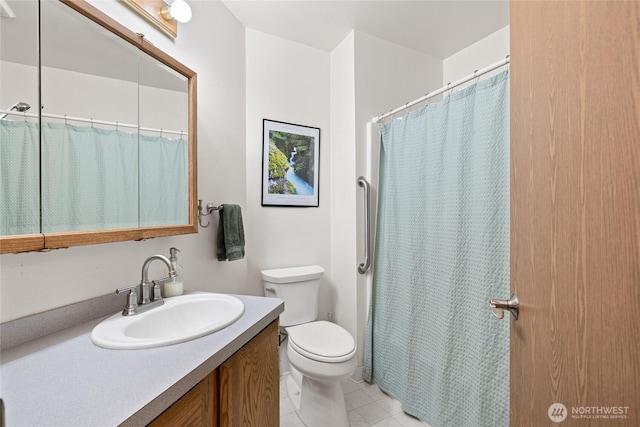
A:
0 294 283 426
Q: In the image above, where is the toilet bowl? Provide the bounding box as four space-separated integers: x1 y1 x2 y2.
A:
285 321 357 426
261 266 357 427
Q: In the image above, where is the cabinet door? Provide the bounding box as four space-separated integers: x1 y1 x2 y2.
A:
219 320 279 427
149 369 219 427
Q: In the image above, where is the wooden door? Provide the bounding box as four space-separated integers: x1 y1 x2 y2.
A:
510 1 640 425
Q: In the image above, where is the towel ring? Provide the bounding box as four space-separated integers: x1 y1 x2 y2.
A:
198 199 222 228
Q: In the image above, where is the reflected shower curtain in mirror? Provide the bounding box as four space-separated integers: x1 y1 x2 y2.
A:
364 71 510 427
139 134 188 226
39 122 187 232
42 122 139 232
0 121 40 235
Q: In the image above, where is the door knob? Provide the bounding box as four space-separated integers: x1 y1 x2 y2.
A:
490 292 519 320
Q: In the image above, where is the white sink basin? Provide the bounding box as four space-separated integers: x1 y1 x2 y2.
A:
91 293 244 349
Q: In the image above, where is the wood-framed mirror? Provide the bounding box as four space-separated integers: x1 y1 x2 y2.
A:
0 0 197 254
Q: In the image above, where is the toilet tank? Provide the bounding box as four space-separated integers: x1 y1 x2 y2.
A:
261 265 324 327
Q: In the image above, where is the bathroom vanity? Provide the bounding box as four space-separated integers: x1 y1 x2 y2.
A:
0 294 282 426
150 320 279 426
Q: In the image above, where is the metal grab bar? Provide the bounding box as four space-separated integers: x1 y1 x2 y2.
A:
357 176 371 274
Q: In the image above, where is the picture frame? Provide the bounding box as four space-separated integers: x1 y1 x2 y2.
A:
262 119 320 207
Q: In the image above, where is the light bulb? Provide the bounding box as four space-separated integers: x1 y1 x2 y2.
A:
161 0 192 23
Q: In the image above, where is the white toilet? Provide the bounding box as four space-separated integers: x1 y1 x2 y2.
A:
261 265 356 427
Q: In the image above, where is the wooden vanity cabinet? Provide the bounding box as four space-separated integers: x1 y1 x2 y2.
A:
148 370 219 427
149 320 279 427
219 320 280 427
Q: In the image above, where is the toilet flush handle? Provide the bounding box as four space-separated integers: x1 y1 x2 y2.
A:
265 287 277 295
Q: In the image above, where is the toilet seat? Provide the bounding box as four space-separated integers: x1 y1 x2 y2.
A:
287 321 356 363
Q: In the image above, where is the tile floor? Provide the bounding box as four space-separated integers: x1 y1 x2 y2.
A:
279 374 431 427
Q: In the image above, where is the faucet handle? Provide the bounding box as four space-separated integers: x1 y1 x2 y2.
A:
116 284 138 294
116 285 139 316
151 279 169 301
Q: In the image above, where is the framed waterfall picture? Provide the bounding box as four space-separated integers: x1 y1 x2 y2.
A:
262 119 320 207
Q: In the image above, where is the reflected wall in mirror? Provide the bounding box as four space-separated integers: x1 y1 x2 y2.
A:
0 0 197 254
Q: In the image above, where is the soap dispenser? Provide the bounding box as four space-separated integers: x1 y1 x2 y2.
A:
164 247 184 297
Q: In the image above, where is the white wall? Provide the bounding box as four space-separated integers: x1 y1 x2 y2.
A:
329 31 357 332
0 0 248 322
0 62 38 117
244 29 332 318
443 25 510 84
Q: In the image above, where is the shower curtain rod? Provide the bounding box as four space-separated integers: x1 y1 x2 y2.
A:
372 55 510 124
0 110 187 137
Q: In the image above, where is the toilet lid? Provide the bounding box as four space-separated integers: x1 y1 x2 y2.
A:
287 321 356 363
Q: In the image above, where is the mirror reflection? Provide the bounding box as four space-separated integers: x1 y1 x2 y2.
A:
0 0 39 236
0 0 193 245
138 52 189 227
41 0 141 232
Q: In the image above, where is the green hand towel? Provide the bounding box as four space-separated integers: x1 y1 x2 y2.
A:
216 204 245 261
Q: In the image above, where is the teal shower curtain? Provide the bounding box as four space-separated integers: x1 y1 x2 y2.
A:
0 121 40 235
0 121 188 234
364 71 510 427
42 122 140 232
139 134 189 226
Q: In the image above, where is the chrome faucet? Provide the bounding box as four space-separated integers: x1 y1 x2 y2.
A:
141 254 175 304
115 254 176 316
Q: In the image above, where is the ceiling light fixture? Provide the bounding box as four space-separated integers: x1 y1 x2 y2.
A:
161 0 192 24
